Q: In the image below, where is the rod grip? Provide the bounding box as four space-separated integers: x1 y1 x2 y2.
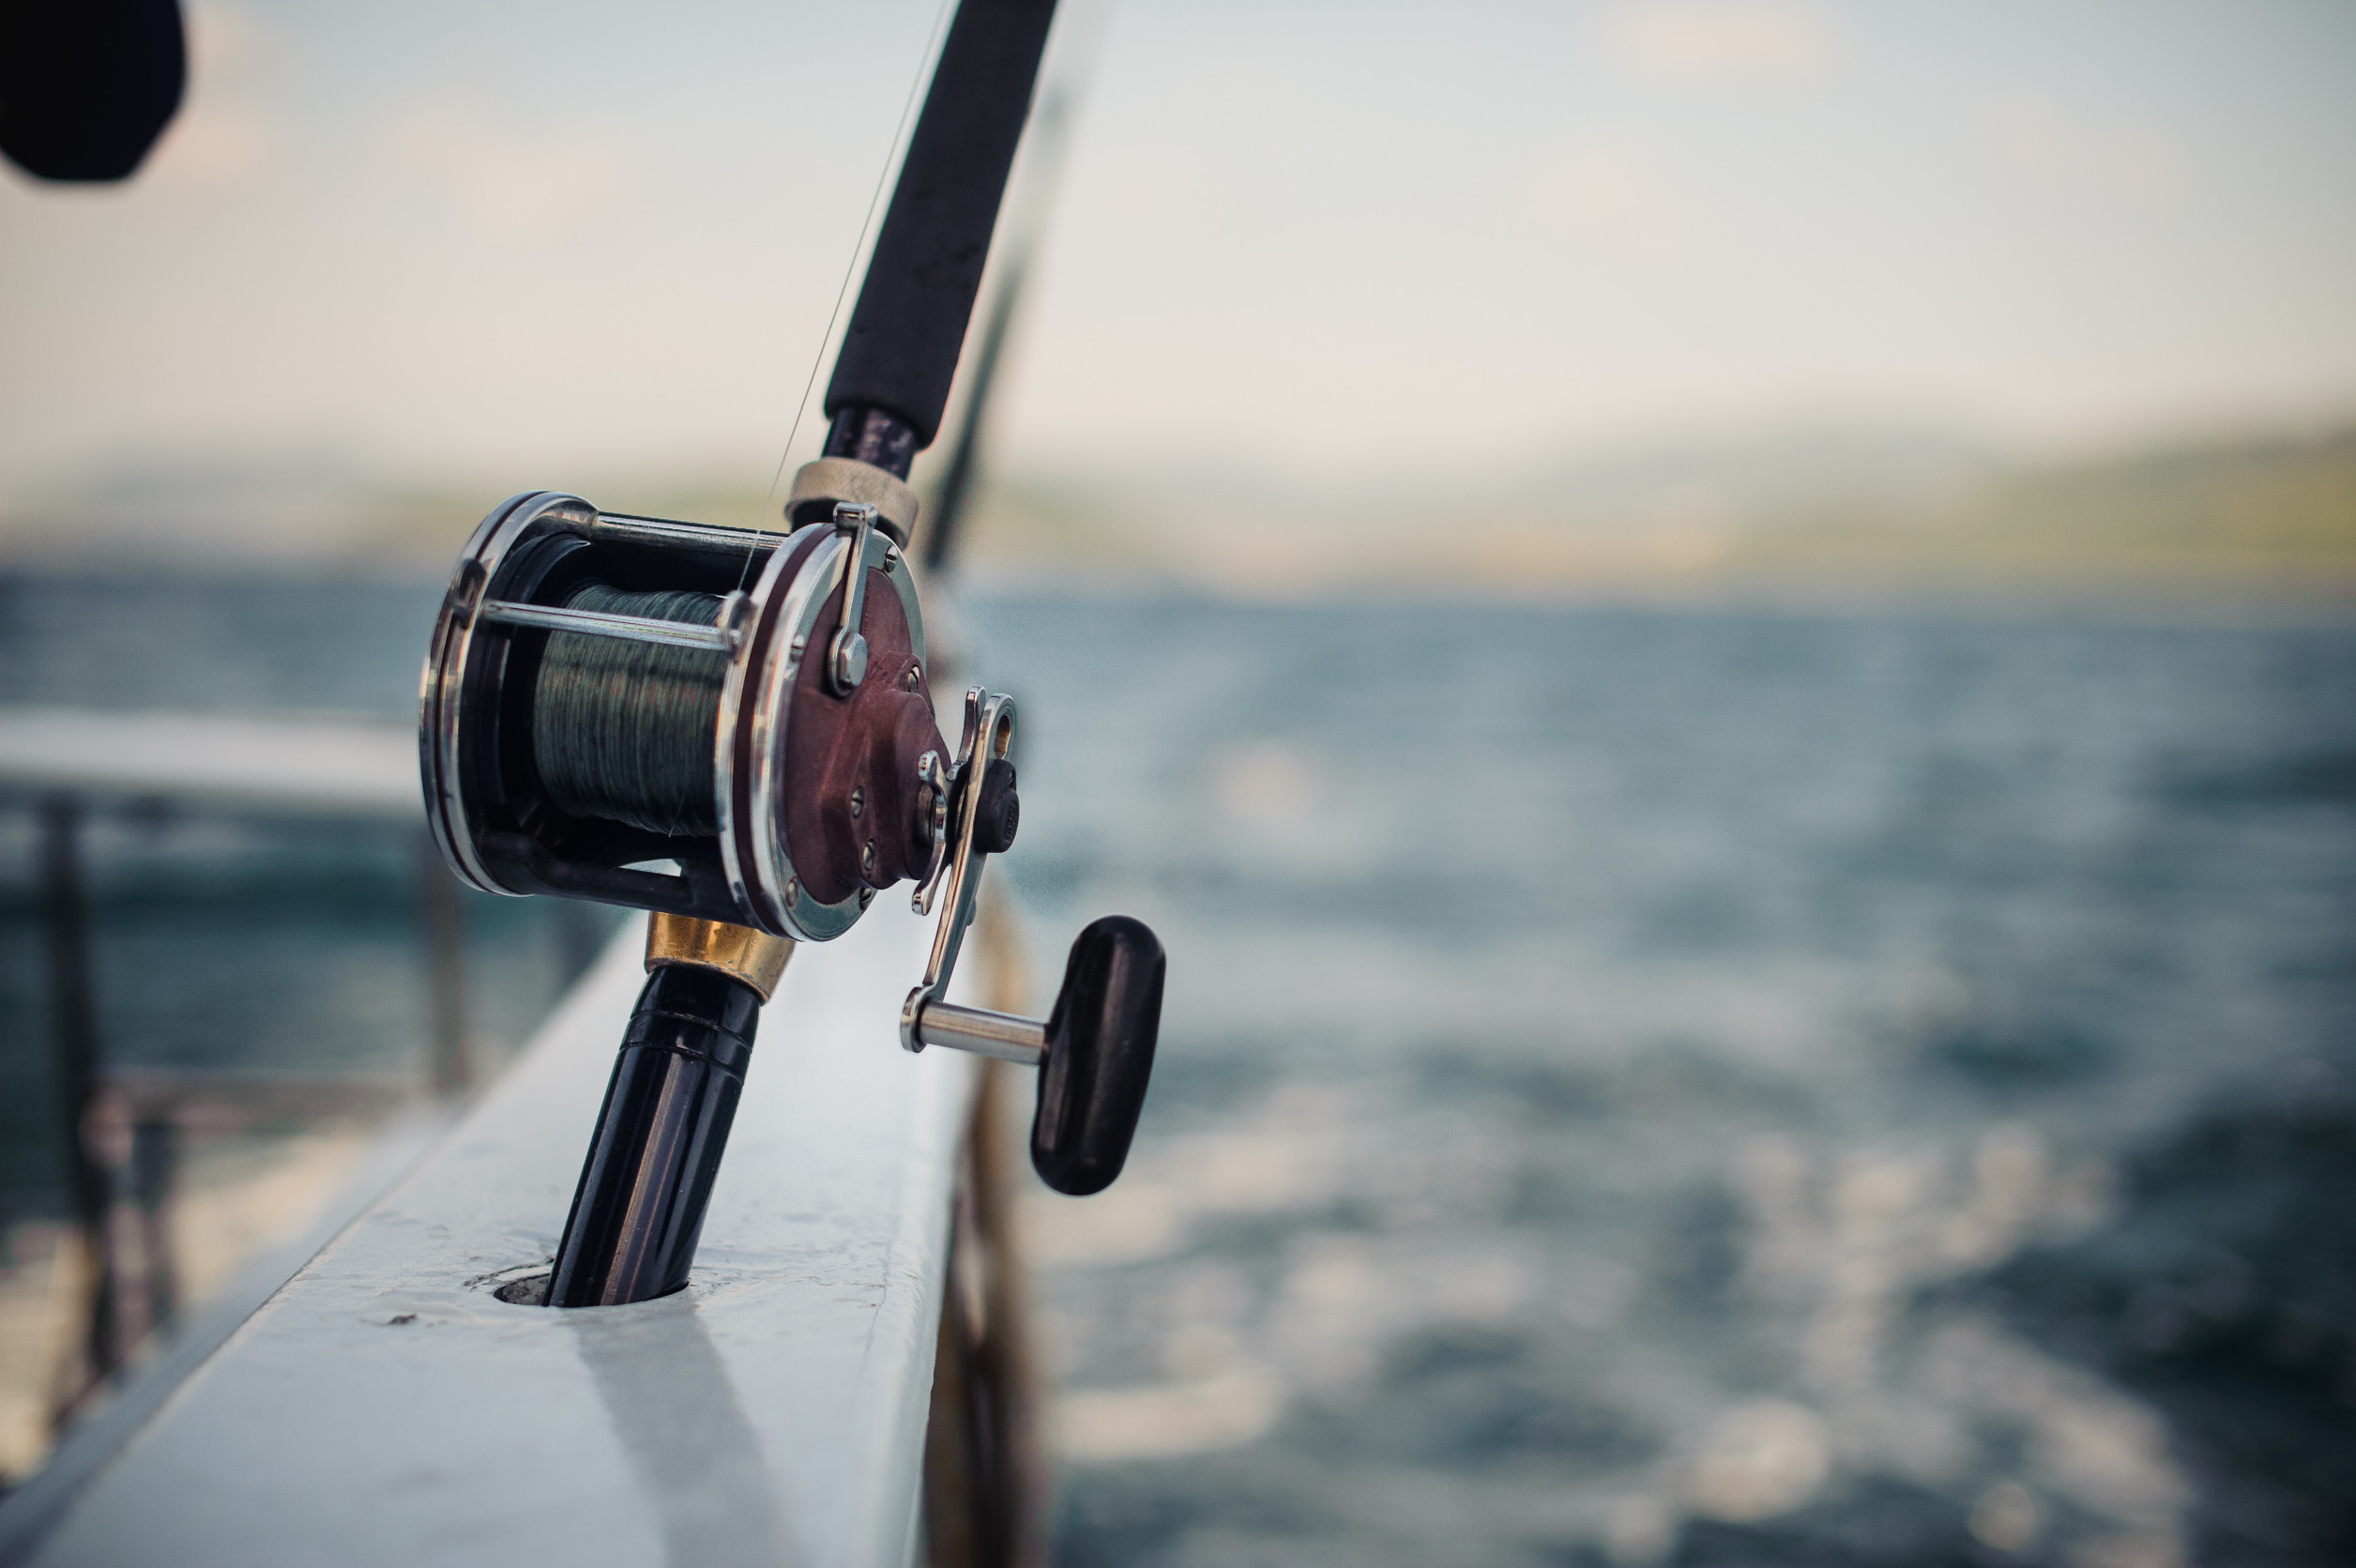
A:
823 0 1060 448
545 966 761 1307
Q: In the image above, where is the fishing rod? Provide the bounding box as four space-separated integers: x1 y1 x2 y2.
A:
924 80 1073 577
417 0 1162 1310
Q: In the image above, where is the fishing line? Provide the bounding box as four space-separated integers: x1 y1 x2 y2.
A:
548 4 981 829
739 0 962 593
534 584 729 837
550 4 959 839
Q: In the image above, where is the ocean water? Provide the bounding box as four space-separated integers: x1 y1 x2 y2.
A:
958 594 2356 1568
5 574 2354 1564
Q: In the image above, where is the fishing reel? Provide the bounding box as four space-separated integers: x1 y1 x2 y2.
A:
419 468 1163 1303
419 470 937 939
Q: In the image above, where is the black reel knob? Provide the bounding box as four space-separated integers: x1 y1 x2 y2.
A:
1032 916 1164 1196
972 757 1019 855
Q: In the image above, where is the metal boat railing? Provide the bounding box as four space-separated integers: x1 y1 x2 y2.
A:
0 708 464 1430
0 704 1026 1564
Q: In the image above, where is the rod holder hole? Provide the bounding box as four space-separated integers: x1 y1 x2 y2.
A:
493 1271 553 1306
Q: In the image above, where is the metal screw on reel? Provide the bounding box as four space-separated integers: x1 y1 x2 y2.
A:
910 750 951 909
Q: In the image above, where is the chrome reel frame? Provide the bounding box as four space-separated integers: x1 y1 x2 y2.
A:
418 490 926 941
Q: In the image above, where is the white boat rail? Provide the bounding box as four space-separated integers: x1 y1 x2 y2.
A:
0 707 420 821
1 898 978 1565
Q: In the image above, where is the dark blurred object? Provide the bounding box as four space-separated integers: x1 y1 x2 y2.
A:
0 0 185 181
37 794 118 1427
925 1064 1049 1568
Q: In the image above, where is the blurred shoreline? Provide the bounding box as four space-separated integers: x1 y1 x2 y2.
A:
3 418 2349 617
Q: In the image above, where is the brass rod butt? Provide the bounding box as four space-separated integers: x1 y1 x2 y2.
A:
644 913 794 1000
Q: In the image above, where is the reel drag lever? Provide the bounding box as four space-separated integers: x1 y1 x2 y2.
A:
901 691 1164 1197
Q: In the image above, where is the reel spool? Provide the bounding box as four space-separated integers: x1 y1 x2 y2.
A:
419 486 950 941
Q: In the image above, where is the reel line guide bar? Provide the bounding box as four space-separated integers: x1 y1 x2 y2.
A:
477 594 747 654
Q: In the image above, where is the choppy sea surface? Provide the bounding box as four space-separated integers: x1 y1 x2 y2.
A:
6 574 2355 1565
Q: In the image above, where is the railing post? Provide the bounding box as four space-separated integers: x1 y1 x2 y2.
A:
416 830 471 1098
38 794 118 1426
128 1113 178 1336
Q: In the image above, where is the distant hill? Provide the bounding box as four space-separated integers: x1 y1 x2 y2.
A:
0 459 785 571
958 421 2356 609
6 422 2350 611
1725 426 2356 601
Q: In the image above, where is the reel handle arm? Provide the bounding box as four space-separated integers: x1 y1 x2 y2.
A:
902 688 1016 1007
912 999 1044 1066
898 688 1163 1195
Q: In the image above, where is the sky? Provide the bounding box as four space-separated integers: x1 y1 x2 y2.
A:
1 0 2352 502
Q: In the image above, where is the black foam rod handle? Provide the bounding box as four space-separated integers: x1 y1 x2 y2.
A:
823 0 1060 449
1033 916 1163 1196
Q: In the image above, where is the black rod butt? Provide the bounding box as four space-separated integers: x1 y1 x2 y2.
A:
545 966 761 1307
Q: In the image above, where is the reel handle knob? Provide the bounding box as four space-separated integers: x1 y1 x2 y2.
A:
1032 915 1163 1196
971 757 1020 855
904 914 1164 1195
